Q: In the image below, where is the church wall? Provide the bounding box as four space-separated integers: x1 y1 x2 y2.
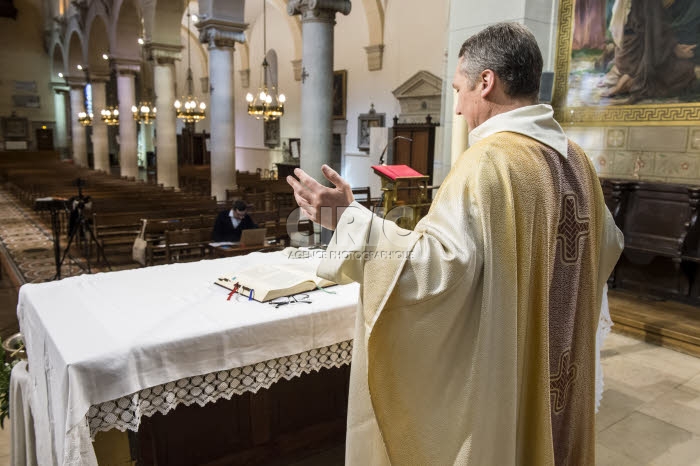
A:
334 0 450 190
230 0 451 187
335 0 449 154
0 0 56 149
564 126 700 185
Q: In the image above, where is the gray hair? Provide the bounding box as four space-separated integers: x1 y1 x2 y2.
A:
458 22 543 100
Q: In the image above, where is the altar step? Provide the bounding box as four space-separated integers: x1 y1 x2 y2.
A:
608 289 700 358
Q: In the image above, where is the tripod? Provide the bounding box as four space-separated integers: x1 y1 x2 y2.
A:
54 184 112 279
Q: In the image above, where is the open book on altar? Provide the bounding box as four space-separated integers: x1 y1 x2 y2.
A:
215 261 336 302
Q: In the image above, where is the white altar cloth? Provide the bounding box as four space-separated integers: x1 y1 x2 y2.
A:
17 251 359 466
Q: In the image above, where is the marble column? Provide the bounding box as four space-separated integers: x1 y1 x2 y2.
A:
288 0 351 243
90 77 110 172
198 26 246 201
116 62 140 179
143 122 154 154
52 84 69 159
151 48 180 189
288 0 351 186
67 80 88 167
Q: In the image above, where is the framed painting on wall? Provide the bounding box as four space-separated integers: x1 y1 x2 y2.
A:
357 104 385 152
264 119 280 148
333 70 347 120
552 0 700 126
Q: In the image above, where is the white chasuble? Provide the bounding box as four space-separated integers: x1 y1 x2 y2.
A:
318 105 624 465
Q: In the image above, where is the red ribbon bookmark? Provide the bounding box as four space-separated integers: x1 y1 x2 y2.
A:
227 283 240 301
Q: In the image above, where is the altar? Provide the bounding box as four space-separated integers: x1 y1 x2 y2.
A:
16 250 359 465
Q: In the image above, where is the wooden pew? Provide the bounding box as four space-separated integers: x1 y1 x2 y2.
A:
165 228 211 263
612 181 700 301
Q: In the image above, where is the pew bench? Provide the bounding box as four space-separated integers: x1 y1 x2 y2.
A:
606 181 700 301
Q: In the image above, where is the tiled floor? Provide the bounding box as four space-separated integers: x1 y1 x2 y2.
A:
1 270 700 464
597 332 700 465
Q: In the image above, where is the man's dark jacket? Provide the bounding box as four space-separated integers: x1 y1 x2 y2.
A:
211 210 258 242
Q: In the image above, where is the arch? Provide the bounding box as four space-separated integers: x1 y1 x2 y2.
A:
66 30 85 77
86 14 111 75
63 12 85 71
178 24 209 97
112 0 142 60
50 41 67 79
269 0 302 61
362 0 384 45
181 24 208 71
143 0 184 45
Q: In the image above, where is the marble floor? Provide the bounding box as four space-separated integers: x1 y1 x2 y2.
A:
1 272 700 464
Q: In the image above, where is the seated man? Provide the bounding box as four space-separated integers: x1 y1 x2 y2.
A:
211 199 258 242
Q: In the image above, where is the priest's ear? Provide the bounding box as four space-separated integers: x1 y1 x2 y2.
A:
479 69 497 98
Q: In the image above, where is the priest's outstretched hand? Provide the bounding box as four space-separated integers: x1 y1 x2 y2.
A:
286 164 354 231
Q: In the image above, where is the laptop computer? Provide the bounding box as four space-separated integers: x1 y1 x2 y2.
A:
240 227 267 247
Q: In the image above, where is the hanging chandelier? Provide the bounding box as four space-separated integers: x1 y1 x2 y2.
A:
132 103 156 124
174 9 206 123
246 0 285 121
133 47 157 124
78 111 93 127
101 107 120 126
100 72 120 126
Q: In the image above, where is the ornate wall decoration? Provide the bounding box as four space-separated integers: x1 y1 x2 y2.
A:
552 0 700 126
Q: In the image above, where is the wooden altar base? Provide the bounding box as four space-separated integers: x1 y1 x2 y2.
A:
608 289 700 357
133 365 349 466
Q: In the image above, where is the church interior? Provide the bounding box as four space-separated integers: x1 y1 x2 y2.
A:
0 0 700 464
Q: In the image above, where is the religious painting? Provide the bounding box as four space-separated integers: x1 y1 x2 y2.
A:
357 104 385 152
333 70 347 120
264 118 280 148
552 0 700 125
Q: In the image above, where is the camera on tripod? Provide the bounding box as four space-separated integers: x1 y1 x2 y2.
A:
49 178 111 279
67 178 93 239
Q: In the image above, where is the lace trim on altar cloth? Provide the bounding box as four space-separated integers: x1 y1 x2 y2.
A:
85 341 353 439
64 341 353 464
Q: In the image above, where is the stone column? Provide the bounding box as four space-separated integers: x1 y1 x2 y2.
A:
115 61 140 179
288 0 351 186
198 24 246 201
90 76 110 172
289 0 351 243
150 46 180 189
52 84 69 159
67 79 88 167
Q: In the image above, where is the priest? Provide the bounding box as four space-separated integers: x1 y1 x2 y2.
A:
288 22 623 465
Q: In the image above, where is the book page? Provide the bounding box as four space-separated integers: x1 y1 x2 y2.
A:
215 261 335 302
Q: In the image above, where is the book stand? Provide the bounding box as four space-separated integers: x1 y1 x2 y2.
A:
371 164 431 229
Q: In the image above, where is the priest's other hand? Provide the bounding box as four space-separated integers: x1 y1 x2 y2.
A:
286 165 354 230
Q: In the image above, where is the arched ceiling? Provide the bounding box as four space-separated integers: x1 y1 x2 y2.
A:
86 15 111 75
362 0 384 45
51 42 66 80
67 31 84 78
113 0 142 60
144 0 185 45
246 0 302 62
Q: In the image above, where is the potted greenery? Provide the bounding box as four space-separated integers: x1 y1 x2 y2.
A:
0 333 24 428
